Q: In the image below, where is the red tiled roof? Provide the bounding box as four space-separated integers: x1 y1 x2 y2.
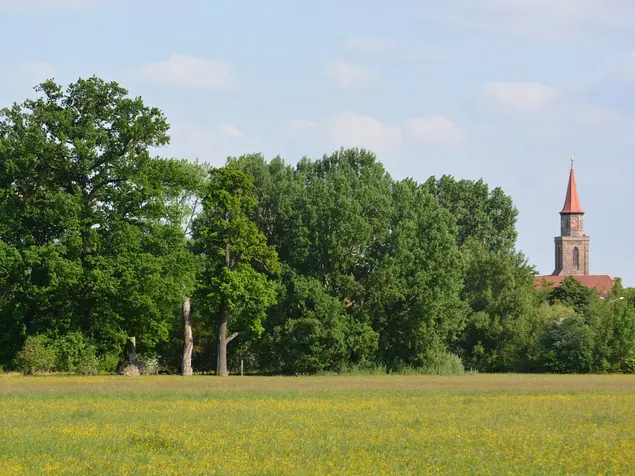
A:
561 167 583 214
535 275 614 295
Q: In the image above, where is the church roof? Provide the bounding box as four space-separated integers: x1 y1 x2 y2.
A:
561 167 583 214
535 274 614 296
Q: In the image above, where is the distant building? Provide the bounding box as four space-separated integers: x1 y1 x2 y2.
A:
535 161 614 295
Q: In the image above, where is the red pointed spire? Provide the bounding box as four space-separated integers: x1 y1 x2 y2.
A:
561 166 583 214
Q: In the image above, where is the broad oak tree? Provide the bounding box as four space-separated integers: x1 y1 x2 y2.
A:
0 77 199 362
193 166 279 376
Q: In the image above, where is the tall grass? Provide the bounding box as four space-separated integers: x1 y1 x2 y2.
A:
1 375 635 473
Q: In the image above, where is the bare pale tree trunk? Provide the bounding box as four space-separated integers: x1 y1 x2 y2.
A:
216 301 229 376
182 296 193 376
217 241 232 377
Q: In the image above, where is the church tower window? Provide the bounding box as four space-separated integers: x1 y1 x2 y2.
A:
573 247 579 269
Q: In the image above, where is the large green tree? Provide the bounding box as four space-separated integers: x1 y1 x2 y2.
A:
0 77 200 365
229 150 388 372
457 238 539 371
231 149 467 372
367 178 466 369
193 166 279 376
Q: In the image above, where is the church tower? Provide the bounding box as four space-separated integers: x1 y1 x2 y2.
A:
536 159 614 295
552 162 589 276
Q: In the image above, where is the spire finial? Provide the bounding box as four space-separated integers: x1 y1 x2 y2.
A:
571 153 574 169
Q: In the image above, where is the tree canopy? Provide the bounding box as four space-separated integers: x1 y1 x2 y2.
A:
0 77 201 366
1 77 633 376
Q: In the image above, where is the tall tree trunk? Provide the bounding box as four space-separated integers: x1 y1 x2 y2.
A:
216 300 229 376
182 296 193 376
216 240 232 377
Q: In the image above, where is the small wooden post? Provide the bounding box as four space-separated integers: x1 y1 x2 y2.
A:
240 359 244 376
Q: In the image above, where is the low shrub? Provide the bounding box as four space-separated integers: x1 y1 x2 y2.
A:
388 349 465 376
54 332 99 375
315 362 387 377
75 352 99 376
137 354 160 375
419 351 465 376
99 353 121 374
15 332 102 376
15 335 57 375
539 315 594 374
624 357 635 374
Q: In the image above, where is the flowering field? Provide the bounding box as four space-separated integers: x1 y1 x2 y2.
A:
1 374 634 474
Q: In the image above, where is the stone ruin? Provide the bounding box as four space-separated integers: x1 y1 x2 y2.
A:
118 337 156 376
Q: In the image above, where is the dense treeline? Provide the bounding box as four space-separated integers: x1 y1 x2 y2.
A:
1 77 634 375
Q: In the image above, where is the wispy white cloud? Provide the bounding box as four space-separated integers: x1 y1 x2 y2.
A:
286 113 461 150
131 54 236 91
162 119 251 166
324 60 379 89
406 115 462 144
328 111 401 150
445 0 635 40
481 82 555 111
284 119 319 136
343 36 444 62
1 61 56 97
0 0 97 11
599 51 635 82
218 122 245 138
544 100 635 134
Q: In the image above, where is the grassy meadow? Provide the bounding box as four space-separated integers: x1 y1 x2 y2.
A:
1 374 635 474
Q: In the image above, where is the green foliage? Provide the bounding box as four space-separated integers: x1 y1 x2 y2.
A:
585 294 635 372
613 302 635 371
548 276 595 314
193 166 280 373
258 269 353 374
98 353 121 374
324 362 388 376
3 77 635 377
194 166 279 326
423 175 518 252
231 150 470 373
14 332 101 375
458 238 539 371
418 349 465 376
15 335 57 374
137 353 160 375
53 331 99 375
370 178 466 370
539 312 595 374
0 77 201 367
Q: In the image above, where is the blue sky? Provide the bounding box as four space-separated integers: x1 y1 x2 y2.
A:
2 0 635 284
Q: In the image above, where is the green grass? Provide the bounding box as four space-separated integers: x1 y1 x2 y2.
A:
1 374 635 474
